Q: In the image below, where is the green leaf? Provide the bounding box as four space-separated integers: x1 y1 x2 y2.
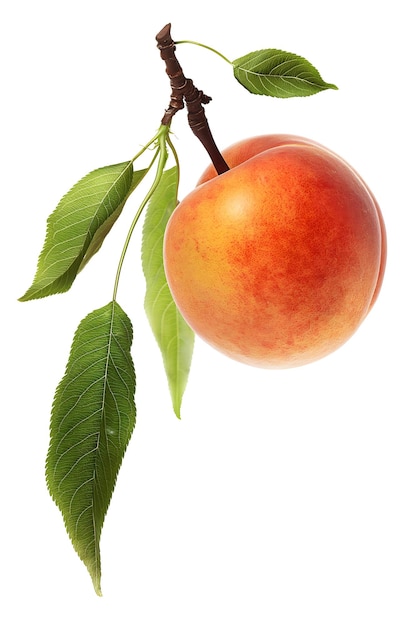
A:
46 301 136 596
78 168 148 273
141 166 194 418
19 162 134 301
233 49 338 97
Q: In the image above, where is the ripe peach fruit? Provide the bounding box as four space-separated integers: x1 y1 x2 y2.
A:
163 135 386 368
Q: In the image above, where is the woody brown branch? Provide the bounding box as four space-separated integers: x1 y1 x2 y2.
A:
156 24 229 175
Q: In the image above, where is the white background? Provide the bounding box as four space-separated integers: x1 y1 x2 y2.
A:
2 0 416 623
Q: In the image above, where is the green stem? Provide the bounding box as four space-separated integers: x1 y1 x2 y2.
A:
175 40 232 65
113 126 170 301
166 132 181 193
131 131 163 163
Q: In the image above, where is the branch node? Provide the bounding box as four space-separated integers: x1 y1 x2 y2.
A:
156 24 229 175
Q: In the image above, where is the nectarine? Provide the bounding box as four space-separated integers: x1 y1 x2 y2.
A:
163 135 386 368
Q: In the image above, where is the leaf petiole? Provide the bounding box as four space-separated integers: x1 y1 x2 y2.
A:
174 39 232 65
130 128 168 163
112 125 171 300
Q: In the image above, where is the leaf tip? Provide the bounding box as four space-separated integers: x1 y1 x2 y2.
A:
82 543 103 596
93 578 103 597
171 386 187 420
17 287 41 302
17 285 36 302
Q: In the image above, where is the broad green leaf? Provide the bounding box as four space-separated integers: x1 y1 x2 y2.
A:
141 166 194 418
46 301 136 596
233 49 337 98
78 168 148 273
19 162 133 301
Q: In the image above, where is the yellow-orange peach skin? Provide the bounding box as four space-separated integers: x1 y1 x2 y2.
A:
163 135 386 368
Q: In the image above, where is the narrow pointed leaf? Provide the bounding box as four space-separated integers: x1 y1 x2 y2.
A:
46 301 136 595
19 162 134 301
233 49 337 97
141 166 194 418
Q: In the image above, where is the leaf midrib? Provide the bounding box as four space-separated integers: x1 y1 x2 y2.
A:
237 64 322 86
88 299 118 571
